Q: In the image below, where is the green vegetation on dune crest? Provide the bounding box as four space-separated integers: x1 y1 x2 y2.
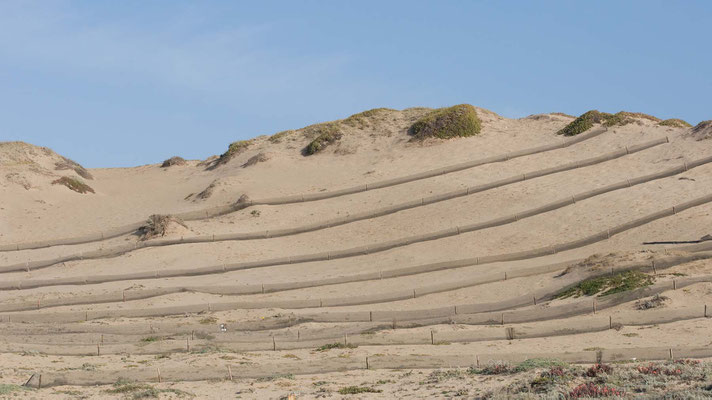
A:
558 110 665 136
409 104 481 140
556 270 654 298
216 139 253 165
659 118 692 128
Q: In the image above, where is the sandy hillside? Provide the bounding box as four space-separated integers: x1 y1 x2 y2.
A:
1 106 712 399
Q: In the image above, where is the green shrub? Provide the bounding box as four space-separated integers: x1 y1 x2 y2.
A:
269 130 293 143
409 104 481 140
558 110 663 136
557 110 612 136
557 271 654 298
659 118 692 128
303 122 342 155
216 139 253 166
51 176 95 194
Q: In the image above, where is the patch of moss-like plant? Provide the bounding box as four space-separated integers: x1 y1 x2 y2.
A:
51 176 95 194
409 104 481 140
268 130 293 143
659 119 692 128
303 122 342 155
557 271 654 299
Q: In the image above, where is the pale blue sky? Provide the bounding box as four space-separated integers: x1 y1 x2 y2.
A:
1 1 710 167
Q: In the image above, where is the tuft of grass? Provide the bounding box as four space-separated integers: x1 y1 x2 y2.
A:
106 381 193 399
557 270 654 299
141 336 161 343
161 156 186 167
241 152 268 168
269 130 294 143
550 112 576 118
51 176 95 194
514 358 569 372
54 156 93 179
315 342 357 352
0 384 29 395
303 122 342 155
199 316 218 325
138 214 187 240
409 104 481 140
659 118 692 128
342 108 396 129
215 139 254 166
337 386 382 394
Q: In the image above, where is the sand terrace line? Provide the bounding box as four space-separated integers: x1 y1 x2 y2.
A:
0 135 667 272
1 128 607 252
2 151 709 292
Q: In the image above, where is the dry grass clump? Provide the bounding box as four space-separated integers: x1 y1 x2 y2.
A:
409 104 481 140
551 112 576 118
303 122 342 155
54 156 93 179
138 214 187 240
161 156 187 167
636 294 669 310
268 130 294 144
241 152 269 168
659 118 692 128
51 176 95 194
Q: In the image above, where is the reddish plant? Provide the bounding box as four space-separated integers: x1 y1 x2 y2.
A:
569 383 624 398
585 363 613 377
637 363 683 376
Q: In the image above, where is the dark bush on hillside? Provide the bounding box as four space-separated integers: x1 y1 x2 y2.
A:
161 156 187 167
51 176 95 194
138 214 187 240
409 104 481 140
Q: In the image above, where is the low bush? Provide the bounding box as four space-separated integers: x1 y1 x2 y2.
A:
338 386 382 394
303 123 342 155
659 118 692 128
569 383 624 398
161 156 186 167
215 139 254 166
557 271 654 298
138 214 187 240
315 342 357 351
558 110 662 136
409 104 481 140
342 107 395 129
585 363 613 377
51 176 95 194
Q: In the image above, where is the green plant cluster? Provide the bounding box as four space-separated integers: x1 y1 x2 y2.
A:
315 342 357 351
557 110 664 136
659 118 692 128
342 107 395 129
409 104 481 140
303 122 342 155
557 270 654 298
338 386 382 394
51 176 95 194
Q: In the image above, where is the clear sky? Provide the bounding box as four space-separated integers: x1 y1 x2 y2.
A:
1 1 710 167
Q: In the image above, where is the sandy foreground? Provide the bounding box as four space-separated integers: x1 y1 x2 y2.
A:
1 108 712 398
